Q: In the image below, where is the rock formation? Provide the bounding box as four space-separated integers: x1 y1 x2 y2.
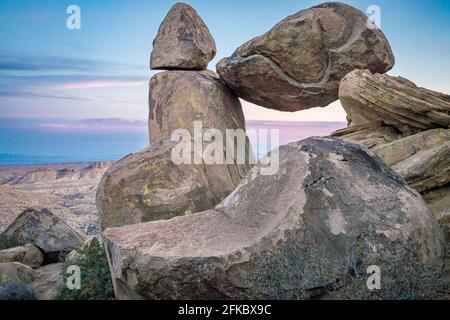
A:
0 262 36 286
0 244 43 268
97 3 251 231
148 70 246 144
217 2 394 112
0 261 64 300
97 138 248 230
0 207 85 263
338 69 450 134
150 3 216 70
103 137 445 300
32 263 64 300
332 70 450 240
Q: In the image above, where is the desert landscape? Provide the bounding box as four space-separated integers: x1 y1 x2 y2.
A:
0 161 112 236
0 1 449 302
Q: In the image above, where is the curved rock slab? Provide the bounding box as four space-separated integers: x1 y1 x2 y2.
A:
217 2 394 112
393 142 450 193
150 3 216 70
331 122 401 149
103 137 445 300
0 207 84 263
97 138 249 231
339 70 450 134
149 70 246 144
372 129 450 167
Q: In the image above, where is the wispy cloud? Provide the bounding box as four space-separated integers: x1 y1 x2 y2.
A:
15 118 148 133
0 74 148 103
0 54 145 73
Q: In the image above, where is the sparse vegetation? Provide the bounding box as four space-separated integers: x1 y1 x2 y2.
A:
249 228 448 300
56 242 115 300
0 282 37 300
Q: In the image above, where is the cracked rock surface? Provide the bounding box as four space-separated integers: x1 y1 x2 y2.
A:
150 3 216 70
338 69 450 134
148 70 246 145
217 2 394 112
103 137 445 299
332 70 450 240
96 138 249 231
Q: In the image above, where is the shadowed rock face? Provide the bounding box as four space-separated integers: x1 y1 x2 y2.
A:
217 2 394 112
97 138 250 231
0 207 84 263
103 137 445 300
148 70 246 145
150 3 216 70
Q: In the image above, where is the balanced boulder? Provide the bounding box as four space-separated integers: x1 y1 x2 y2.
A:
217 2 394 112
150 3 216 70
0 207 84 263
97 138 249 230
149 70 246 144
103 137 445 299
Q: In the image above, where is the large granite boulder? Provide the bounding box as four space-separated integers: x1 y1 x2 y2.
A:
0 262 37 286
97 69 252 231
338 69 450 134
32 263 64 300
217 2 394 112
103 137 445 300
97 138 249 230
0 244 43 268
0 262 64 300
150 3 216 70
149 70 246 144
0 207 84 263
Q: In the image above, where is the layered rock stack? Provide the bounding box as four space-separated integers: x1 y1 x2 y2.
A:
100 2 447 300
332 69 450 238
96 3 250 230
